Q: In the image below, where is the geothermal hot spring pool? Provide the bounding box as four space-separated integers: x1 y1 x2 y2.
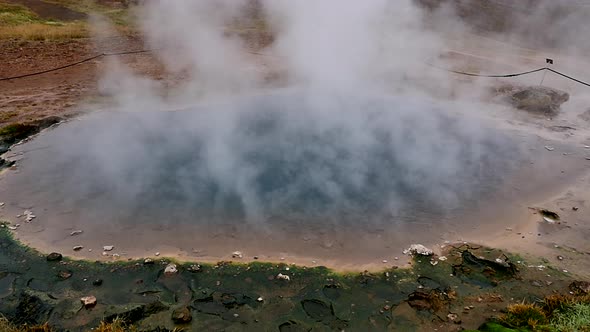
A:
0 91 583 269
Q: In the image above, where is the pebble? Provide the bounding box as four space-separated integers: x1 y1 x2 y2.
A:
257 297 264 302
70 230 83 236
103 245 114 252
232 251 243 259
73 246 84 251
544 146 555 151
0 202 4 207
155 252 160 256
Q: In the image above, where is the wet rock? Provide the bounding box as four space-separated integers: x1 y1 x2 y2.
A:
279 320 309 332
569 281 590 295
105 301 169 325
58 270 73 280
407 291 435 311
92 279 103 286
301 299 348 329
171 306 192 324
46 252 63 262
507 85 569 116
80 295 97 308
403 244 434 256
14 291 54 325
164 263 178 275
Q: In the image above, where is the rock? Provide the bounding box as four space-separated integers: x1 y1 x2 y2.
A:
171 306 192 323
257 297 264 302
92 279 103 286
143 258 154 265
70 230 83 236
544 146 555 151
403 244 434 256
23 210 36 222
58 270 73 280
73 246 84 251
188 264 202 273
164 263 178 275
507 86 569 116
447 313 460 323
569 281 590 295
80 296 97 308
276 273 290 281
103 245 114 251
155 252 160 256
232 251 243 258
573 206 579 211
46 252 63 262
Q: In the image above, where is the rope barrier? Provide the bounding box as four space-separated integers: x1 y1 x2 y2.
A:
0 49 152 82
2 48 590 88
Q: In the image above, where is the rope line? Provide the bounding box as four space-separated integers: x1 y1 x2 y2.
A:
547 68 590 88
0 49 152 82
2 48 590 88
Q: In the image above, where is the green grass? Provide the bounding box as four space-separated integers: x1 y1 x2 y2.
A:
44 0 135 26
0 1 44 25
0 1 88 40
550 303 590 332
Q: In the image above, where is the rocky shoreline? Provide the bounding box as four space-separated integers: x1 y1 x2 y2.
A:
0 226 587 331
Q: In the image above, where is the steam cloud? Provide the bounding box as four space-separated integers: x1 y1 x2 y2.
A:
73 0 524 226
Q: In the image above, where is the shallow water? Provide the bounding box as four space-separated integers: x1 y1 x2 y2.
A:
0 92 581 268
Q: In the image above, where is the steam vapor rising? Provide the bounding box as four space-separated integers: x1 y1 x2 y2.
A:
86 0 517 224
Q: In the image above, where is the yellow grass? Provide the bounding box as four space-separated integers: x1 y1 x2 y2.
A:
0 22 88 40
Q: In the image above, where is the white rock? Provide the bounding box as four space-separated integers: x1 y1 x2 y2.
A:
276 273 290 281
403 244 434 256
8 226 18 230
438 256 448 261
543 216 556 224
232 251 243 259
257 297 264 302
103 245 114 252
544 146 555 151
164 263 178 275
155 252 160 256
70 230 83 236
0 202 5 207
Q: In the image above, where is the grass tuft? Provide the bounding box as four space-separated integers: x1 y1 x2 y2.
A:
499 303 548 329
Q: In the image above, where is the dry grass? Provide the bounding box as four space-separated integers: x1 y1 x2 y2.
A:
0 316 53 332
0 22 88 40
